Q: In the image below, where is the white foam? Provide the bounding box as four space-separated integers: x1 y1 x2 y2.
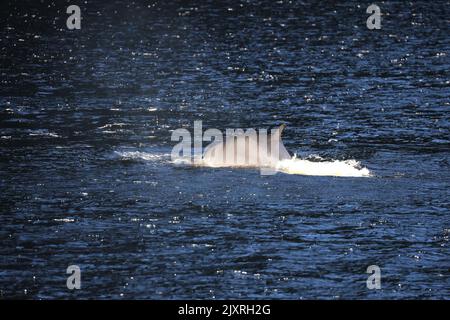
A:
98 123 128 129
28 129 59 138
115 151 168 161
53 218 75 223
118 149 371 178
276 156 371 177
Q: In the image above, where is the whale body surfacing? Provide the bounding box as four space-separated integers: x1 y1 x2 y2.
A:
202 124 290 169
199 124 372 177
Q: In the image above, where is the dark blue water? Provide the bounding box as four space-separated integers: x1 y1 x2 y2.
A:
0 0 449 299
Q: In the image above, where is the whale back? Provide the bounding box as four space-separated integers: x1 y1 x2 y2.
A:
202 125 291 168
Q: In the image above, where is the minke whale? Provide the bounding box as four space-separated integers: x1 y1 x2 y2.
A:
169 121 371 177
199 124 372 177
202 124 291 170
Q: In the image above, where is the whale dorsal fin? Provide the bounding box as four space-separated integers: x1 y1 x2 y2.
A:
269 124 291 160
270 124 286 141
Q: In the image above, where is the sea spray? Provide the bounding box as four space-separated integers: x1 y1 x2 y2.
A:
276 155 371 177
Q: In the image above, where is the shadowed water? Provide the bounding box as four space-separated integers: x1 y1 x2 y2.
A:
0 0 449 299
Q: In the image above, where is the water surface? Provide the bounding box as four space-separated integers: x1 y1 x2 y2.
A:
0 0 449 299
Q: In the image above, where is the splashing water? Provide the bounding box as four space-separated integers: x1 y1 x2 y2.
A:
116 150 371 177
276 156 371 177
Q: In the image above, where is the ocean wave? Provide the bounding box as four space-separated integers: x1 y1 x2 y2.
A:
114 150 169 161
28 129 60 138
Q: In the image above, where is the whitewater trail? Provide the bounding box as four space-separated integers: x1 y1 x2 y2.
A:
115 150 372 177
276 156 371 177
